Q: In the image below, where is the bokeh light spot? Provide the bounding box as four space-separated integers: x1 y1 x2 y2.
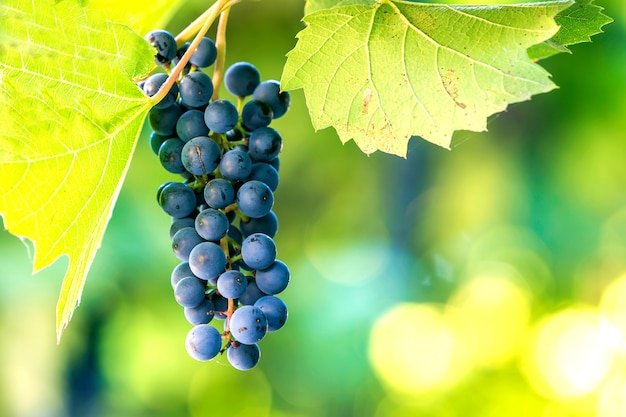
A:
368 303 469 395
523 308 617 399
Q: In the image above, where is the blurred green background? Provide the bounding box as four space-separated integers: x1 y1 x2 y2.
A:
1 0 625 416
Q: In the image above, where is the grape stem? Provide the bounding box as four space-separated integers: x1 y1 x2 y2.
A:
211 7 231 100
150 0 235 106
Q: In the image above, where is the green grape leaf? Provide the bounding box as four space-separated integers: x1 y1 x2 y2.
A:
0 0 153 340
528 0 613 60
88 0 186 35
283 0 574 156
305 0 372 15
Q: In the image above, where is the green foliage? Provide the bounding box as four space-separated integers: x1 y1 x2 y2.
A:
528 0 613 60
0 0 153 340
282 0 572 156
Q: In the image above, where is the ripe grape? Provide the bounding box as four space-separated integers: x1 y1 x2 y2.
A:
186 324 222 361
229 305 267 345
180 71 214 108
253 80 290 118
241 233 276 270
145 30 177 65
255 260 290 295
237 180 274 218
227 343 261 370
204 99 239 133
224 62 261 97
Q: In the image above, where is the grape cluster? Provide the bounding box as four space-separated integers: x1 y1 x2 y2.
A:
144 30 290 370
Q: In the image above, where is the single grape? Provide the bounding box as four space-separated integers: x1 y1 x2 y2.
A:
227 342 261 370
171 262 198 289
158 182 196 218
195 208 229 241
204 99 239 134
247 163 279 191
190 37 218 68
220 149 252 181
211 293 229 320
172 227 205 262
170 216 196 238
240 211 278 238
174 276 207 308
229 305 268 345
143 73 179 109
176 110 209 142
145 30 177 65
253 80 290 118
149 103 182 136
203 179 235 209
179 71 214 108
255 260 290 295
248 127 282 162
242 100 273 131
217 270 247 299
181 136 221 176
241 233 276 270
239 279 267 305
185 324 222 361
224 62 261 97
226 128 243 142
254 295 287 332
184 298 215 325
149 132 168 155
188 242 227 280
236 180 274 218
158 138 186 174
268 157 280 172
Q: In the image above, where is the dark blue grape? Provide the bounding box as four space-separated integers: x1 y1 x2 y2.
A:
226 128 243 142
170 217 196 238
220 149 252 181
143 73 179 109
176 110 209 142
248 127 282 162
181 136 221 176
217 270 247 299
184 298 215 325
172 227 205 261
227 343 260 370
174 276 207 308
247 163 279 191
149 103 182 136
204 100 239 134
236 180 273 218
185 324 222 361
204 179 235 209
145 30 177 65
158 182 196 218
195 208 229 241
210 293 229 320
224 62 260 97
229 305 267 345
180 71 213 108
241 233 276 270
254 295 288 331
171 262 198 289
158 138 186 174
242 100 273 131
240 211 278 238
188 242 227 280
149 132 167 155
255 260 290 295
190 37 217 68
253 80 290 118
239 280 267 305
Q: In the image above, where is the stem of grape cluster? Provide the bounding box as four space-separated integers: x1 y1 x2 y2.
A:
212 7 231 100
150 0 234 106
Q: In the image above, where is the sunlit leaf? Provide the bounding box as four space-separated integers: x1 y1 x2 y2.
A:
283 0 572 156
0 0 153 340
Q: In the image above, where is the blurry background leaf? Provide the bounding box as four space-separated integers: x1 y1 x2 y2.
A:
87 0 187 35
